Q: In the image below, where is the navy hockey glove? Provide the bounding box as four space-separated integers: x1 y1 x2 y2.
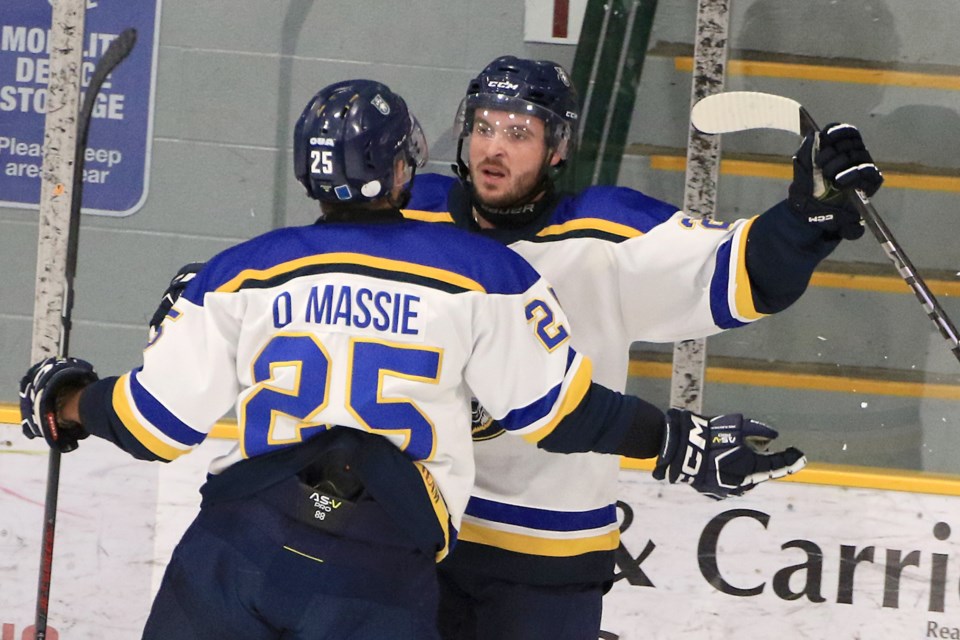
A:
788 122 883 241
148 262 204 341
653 409 807 500
19 357 99 453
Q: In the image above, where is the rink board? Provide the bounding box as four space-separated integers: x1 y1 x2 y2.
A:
601 470 960 640
2 420 959 640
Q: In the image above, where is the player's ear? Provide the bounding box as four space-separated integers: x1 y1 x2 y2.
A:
393 156 412 188
549 138 567 167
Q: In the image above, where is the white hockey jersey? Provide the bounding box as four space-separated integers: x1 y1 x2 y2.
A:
404 174 766 583
84 213 601 560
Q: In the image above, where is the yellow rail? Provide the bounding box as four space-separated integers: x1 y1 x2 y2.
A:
649 155 960 195
674 56 960 91
628 360 960 400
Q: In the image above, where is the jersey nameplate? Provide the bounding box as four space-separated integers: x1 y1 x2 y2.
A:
272 283 425 338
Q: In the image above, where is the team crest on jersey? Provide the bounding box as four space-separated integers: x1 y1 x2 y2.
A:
471 400 504 441
371 94 390 115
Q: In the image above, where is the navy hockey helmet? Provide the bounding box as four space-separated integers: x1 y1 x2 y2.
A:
294 79 427 203
456 56 580 162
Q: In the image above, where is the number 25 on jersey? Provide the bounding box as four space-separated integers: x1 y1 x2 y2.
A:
240 332 442 461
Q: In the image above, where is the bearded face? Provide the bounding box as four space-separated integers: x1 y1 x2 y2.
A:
467 109 560 209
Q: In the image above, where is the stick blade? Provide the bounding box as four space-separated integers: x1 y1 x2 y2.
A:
691 91 803 135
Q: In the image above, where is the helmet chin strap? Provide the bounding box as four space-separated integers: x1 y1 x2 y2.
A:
455 138 555 229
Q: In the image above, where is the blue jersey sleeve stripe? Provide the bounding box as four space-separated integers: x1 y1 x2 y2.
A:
497 350 589 433
111 374 194 461
498 385 561 433
566 344 577 370
494 353 592 443
465 497 617 531
129 369 207 447
710 239 748 330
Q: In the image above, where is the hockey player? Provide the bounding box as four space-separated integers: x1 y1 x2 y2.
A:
19 79 803 640
400 56 884 639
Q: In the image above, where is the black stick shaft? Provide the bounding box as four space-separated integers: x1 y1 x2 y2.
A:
798 109 960 364
34 28 137 640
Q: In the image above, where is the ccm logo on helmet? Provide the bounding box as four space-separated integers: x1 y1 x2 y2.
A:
310 137 335 147
487 80 519 90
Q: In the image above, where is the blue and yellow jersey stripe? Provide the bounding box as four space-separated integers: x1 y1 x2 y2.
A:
535 217 643 241
111 371 204 461
710 216 765 327
492 350 592 442
184 220 548 304
216 252 487 296
459 497 620 557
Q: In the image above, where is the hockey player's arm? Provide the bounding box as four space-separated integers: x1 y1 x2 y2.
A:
75 377 174 461
19 361 180 461
747 123 884 314
20 273 239 462
532 387 808 499
465 270 662 458
534 384 665 457
745 199 837 314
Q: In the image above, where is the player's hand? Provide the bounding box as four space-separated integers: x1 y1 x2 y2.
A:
652 409 806 499
19 357 99 453
148 262 204 341
788 122 883 241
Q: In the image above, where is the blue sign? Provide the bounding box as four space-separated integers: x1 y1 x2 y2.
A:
0 0 161 217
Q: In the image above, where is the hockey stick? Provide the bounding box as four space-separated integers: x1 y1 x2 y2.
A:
670 0 731 413
690 91 960 365
33 28 137 640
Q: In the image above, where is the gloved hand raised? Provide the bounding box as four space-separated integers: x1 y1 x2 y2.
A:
788 122 883 241
148 262 204 342
653 409 806 499
20 357 99 453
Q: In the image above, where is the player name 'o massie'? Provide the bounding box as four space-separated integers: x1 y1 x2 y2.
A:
272 283 423 336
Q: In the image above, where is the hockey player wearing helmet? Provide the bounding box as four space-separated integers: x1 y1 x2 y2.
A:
293 79 428 211
19 78 805 639
451 56 579 227
402 56 883 639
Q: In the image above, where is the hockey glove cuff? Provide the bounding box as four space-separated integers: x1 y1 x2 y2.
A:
788 122 883 241
20 357 99 453
653 409 807 500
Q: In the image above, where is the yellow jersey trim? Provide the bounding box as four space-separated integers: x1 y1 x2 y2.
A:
111 374 188 461
401 208 455 223
217 252 486 294
522 356 594 444
732 216 765 322
458 521 620 556
537 218 643 239
414 461 453 562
